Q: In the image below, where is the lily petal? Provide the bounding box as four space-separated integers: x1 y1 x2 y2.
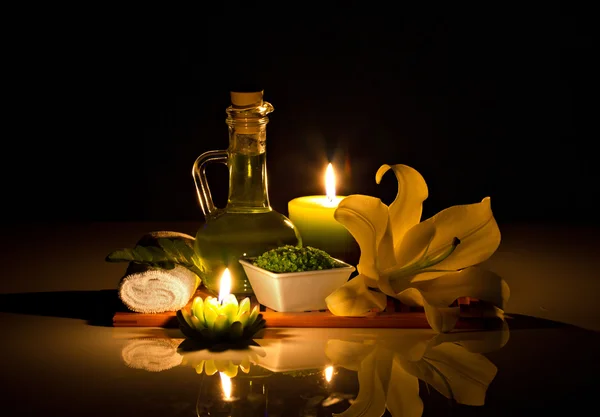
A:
408 343 498 406
410 266 510 311
376 164 428 250
325 340 376 372
386 356 424 417
429 321 510 354
402 267 509 333
394 221 436 269
423 302 461 333
411 197 501 282
334 350 387 417
326 275 388 317
334 195 394 279
377 222 437 296
376 331 441 362
373 347 395 399
395 287 424 307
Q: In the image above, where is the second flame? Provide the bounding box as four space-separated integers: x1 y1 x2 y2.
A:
325 163 336 203
324 365 334 382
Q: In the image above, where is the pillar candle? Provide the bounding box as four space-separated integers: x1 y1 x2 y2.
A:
287 164 357 261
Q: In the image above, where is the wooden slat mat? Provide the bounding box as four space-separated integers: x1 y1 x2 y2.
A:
113 289 502 330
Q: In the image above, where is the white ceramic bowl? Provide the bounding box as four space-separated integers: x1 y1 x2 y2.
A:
238 258 356 312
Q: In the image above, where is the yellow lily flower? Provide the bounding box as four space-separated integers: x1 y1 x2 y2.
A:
325 164 509 332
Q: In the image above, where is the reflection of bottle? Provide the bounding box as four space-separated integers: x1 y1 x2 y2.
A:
195 373 266 417
193 91 301 295
120 338 183 372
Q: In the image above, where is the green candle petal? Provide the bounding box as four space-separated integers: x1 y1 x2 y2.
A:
248 305 259 326
237 297 251 319
221 301 238 324
213 314 229 335
204 307 218 330
236 311 249 327
230 321 244 340
223 293 238 307
204 296 220 315
191 315 205 331
192 297 205 322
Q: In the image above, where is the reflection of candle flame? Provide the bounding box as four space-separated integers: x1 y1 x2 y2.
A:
219 268 231 303
220 372 232 401
325 163 336 203
324 365 334 382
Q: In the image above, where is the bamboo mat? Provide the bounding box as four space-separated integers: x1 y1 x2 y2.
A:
113 288 502 330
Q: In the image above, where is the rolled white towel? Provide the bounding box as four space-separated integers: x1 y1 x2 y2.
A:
119 264 199 313
116 231 201 313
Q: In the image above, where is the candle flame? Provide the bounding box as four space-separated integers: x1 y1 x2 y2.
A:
219 268 231 303
324 365 334 382
219 372 232 400
325 163 336 202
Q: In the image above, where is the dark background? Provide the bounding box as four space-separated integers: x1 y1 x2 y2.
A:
4 4 595 226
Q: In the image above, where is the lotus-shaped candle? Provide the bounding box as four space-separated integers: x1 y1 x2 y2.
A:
177 295 266 343
176 268 266 344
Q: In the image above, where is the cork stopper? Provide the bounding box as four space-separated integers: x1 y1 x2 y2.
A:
230 91 264 108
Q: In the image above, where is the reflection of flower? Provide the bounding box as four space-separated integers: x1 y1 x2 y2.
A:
326 164 509 332
121 338 184 372
180 346 266 378
326 325 509 416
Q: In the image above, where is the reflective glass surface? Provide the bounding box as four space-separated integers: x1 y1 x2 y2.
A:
2 223 599 416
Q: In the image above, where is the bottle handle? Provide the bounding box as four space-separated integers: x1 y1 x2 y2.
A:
192 150 228 219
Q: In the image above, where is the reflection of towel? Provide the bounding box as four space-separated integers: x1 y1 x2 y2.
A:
118 231 200 313
121 338 184 372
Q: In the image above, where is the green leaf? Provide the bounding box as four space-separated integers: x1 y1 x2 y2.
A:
106 236 204 284
154 260 176 270
173 239 194 263
134 246 155 262
145 246 169 262
191 253 207 274
105 249 136 262
157 238 179 259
